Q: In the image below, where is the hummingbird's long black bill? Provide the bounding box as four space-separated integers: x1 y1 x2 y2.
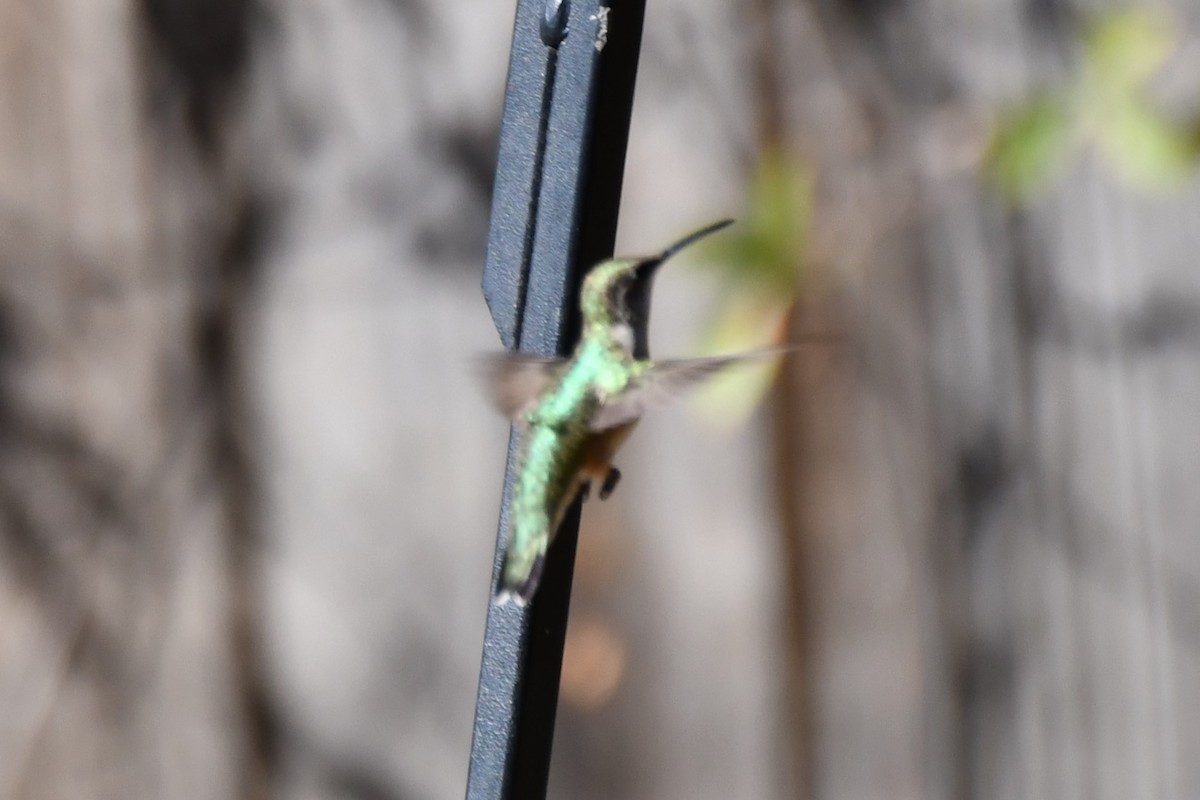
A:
658 218 735 262
631 218 736 278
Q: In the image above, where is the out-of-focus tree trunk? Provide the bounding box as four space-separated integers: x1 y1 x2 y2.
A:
0 1 262 797
765 1 1200 798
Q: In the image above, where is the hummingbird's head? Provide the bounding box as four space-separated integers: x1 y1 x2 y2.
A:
579 219 734 358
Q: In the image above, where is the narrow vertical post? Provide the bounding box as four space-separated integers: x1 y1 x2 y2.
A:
467 1 648 798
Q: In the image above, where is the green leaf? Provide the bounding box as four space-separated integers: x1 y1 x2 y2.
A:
682 151 812 427
689 294 791 429
1084 7 1174 92
988 96 1074 201
987 7 1196 199
1095 96 1196 188
694 152 811 294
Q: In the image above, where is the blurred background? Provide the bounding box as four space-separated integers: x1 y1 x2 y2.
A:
2 0 1199 798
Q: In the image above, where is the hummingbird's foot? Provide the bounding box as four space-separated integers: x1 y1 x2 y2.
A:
578 480 591 502
599 467 621 500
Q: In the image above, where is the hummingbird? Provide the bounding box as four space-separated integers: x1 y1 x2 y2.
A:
481 219 779 605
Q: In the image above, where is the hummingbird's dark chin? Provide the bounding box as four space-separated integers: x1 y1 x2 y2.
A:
633 256 665 276
625 277 656 358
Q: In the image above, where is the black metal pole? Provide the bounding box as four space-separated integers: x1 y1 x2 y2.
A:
467 1 647 798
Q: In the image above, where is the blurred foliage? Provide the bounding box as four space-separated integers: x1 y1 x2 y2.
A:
696 151 811 294
989 96 1073 200
686 152 811 427
989 7 1199 200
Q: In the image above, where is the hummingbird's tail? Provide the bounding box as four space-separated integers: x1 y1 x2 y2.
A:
495 553 545 607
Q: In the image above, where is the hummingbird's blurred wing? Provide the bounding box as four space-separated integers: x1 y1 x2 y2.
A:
476 352 567 424
589 347 788 432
